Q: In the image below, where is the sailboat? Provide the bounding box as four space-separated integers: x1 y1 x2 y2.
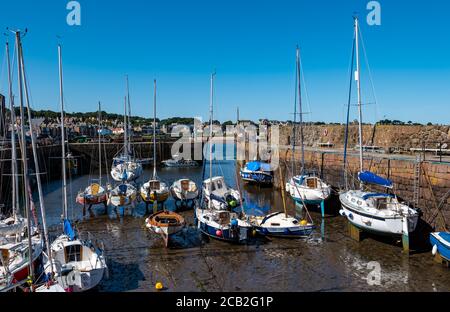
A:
76 102 108 210
0 33 44 292
338 17 419 238
195 73 253 243
170 179 199 210
43 45 107 292
250 162 315 238
285 47 332 210
110 76 143 182
109 96 138 209
143 80 183 247
140 80 170 206
239 160 274 185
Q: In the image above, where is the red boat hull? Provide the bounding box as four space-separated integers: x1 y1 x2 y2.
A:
76 194 108 206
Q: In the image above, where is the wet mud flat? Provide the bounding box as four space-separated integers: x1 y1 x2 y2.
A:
70 203 449 292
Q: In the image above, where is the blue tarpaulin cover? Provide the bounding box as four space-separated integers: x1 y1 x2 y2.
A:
246 161 272 172
64 219 75 241
358 171 393 188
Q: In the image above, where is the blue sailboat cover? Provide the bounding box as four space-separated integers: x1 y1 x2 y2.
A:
246 161 271 172
64 219 75 241
358 171 393 188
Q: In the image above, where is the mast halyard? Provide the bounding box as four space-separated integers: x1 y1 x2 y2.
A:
123 95 128 156
15 30 33 279
355 17 364 183
20 39 53 273
208 72 215 210
297 46 305 175
126 75 132 155
5 41 19 219
153 79 157 180
98 101 102 184
58 44 69 220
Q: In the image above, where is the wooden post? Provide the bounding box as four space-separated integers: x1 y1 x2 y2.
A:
348 222 362 241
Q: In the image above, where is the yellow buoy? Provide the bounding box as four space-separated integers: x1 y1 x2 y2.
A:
155 282 164 290
300 220 308 226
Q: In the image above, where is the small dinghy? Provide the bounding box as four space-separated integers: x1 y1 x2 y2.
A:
145 211 185 247
108 183 137 207
250 212 314 238
240 161 274 185
76 180 108 206
171 179 199 210
430 232 450 263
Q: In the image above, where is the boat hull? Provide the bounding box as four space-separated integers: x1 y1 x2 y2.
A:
339 197 419 236
430 232 450 261
239 170 273 185
76 193 107 206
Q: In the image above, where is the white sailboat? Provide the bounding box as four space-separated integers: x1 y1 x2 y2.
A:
110 76 143 182
76 102 108 210
43 45 107 292
196 72 252 243
338 17 419 237
140 80 170 206
170 179 199 210
286 47 332 211
1 33 44 292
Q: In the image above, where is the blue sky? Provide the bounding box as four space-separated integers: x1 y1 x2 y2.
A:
1 0 449 124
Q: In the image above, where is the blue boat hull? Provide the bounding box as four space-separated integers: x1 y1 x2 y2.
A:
197 220 249 243
256 225 315 238
240 171 273 185
430 232 450 261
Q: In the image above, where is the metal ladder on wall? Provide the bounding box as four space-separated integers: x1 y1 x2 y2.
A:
413 154 422 209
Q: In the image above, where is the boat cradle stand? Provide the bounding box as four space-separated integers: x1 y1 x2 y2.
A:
346 221 411 254
434 252 450 267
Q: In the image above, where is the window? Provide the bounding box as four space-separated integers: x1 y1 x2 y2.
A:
216 180 223 190
65 244 82 263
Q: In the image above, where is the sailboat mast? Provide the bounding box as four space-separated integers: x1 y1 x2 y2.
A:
20 40 53 272
98 101 102 183
126 75 132 155
15 31 33 278
291 49 297 176
355 17 364 175
297 46 305 174
153 80 157 179
58 44 68 220
123 95 128 155
209 73 215 209
5 41 19 218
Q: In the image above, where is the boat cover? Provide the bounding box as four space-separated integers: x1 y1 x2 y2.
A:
64 219 75 241
246 161 271 172
358 171 393 188
362 193 395 200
